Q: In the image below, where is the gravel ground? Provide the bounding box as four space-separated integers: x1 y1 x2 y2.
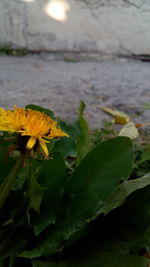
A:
0 55 150 128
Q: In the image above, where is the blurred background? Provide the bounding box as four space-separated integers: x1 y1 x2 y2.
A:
0 0 150 127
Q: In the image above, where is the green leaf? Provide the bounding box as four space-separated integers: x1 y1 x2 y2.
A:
94 172 150 217
20 137 133 258
14 161 30 190
68 136 133 200
32 186 150 266
0 136 16 185
32 256 149 267
137 145 150 164
0 225 28 260
25 104 55 119
79 101 86 114
54 120 80 158
8 254 16 267
0 158 22 210
28 168 46 214
33 152 67 236
76 101 93 165
0 189 26 228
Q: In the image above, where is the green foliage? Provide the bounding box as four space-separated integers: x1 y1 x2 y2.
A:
0 45 28 56
76 101 93 165
95 172 150 216
20 136 133 259
31 185 150 267
0 103 150 266
63 56 78 62
32 256 149 267
92 121 117 145
0 135 16 185
0 157 22 209
53 120 80 158
28 168 46 214
68 137 133 199
26 104 55 119
33 152 67 236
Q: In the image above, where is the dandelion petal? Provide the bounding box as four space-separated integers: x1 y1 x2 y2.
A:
39 139 49 156
27 136 36 150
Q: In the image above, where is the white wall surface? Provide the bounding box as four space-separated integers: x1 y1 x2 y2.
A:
0 0 150 55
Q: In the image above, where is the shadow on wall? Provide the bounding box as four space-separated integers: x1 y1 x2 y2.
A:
20 0 71 22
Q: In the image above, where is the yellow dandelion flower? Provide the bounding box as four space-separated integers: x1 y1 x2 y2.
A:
0 106 68 156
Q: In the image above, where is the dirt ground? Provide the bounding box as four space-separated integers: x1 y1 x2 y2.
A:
0 55 150 128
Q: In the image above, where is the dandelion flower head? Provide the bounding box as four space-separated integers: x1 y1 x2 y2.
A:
0 106 68 155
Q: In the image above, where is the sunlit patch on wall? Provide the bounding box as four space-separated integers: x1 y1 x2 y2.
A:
19 0 35 2
43 0 70 22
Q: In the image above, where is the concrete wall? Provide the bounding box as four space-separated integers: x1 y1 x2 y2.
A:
0 0 150 55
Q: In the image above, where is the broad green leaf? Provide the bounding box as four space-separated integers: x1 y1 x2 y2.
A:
34 152 67 236
76 101 93 165
25 104 55 119
68 136 133 200
32 186 150 266
54 120 80 158
94 172 150 217
21 137 133 258
123 185 150 228
119 122 139 140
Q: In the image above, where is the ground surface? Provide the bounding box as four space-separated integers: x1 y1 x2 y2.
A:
0 55 150 128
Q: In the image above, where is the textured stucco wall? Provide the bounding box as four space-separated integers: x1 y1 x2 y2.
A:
0 0 150 55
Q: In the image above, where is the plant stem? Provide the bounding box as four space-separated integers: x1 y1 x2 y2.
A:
0 157 22 209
